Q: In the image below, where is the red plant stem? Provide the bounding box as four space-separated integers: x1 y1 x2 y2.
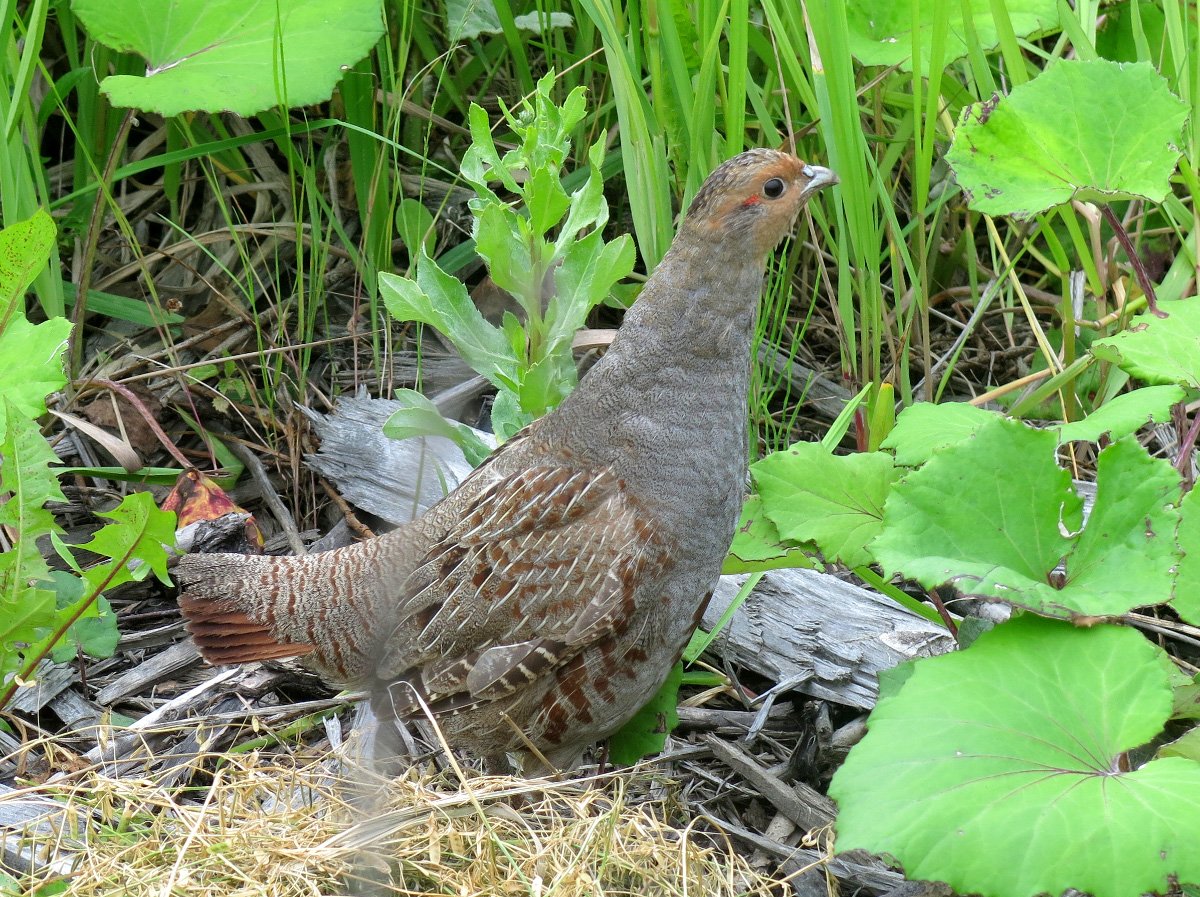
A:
1100 203 1165 318
78 379 193 469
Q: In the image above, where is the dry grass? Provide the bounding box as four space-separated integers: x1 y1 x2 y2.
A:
5 748 797 896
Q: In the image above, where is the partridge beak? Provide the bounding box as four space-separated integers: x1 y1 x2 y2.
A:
801 164 839 195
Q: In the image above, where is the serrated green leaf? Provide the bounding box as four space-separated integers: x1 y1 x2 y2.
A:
554 141 610 255
752 444 898 568
73 0 384 117
73 492 176 594
0 210 55 331
947 60 1188 217
0 407 67 595
608 661 681 765
880 401 997 466
877 418 1180 618
845 0 1058 71
380 254 518 391
1055 438 1179 614
516 355 573 417
0 316 71 428
461 104 518 195
831 615 1200 897
1092 298 1200 389
1057 385 1185 442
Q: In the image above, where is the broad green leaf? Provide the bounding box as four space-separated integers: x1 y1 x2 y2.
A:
1172 487 1200 626
382 389 494 469
46 580 118 664
1095 1 1169 66
845 0 1058 71
1159 729 1200 763
546 230 635 352
473 203 536 301
831 615 1200 897
395 199 435 259
1055 438 1179 614
876 417 1180 618
752 444 898 568
723 494 816 575
1092 298 1200 389
525 167 572 238
1057 384 1185 442
380 253 518 391
0 316 71 429
873 417 1079 606
445 0 572 43
73 0 384 116
0 210 55 331
881 401 996 466
947 60 1188 217
608 661 681 765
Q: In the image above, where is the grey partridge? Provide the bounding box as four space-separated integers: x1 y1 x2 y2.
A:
176 148 837 771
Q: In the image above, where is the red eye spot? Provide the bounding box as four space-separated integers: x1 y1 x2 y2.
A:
742 195 761 206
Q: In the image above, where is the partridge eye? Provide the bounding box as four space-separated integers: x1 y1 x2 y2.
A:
762 177 786 199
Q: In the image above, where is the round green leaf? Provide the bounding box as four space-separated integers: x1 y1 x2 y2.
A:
874 417 1179 618
846 0 1058 71
395 199 436 259
73 0 384 116
831 615 1200 897
880 401 996 466
1056 384 1185 443
1092 297 1200 389
752 443 898 568
1172 486 1200 626
947 59 1188 218
873 416 1079 604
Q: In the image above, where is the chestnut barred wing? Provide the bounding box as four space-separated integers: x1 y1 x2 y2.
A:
376 464 671 716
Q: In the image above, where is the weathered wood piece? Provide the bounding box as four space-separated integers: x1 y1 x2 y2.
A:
703 570 954 710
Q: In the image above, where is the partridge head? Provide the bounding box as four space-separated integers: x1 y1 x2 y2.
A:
176 148 837 771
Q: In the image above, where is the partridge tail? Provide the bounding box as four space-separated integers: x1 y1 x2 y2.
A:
175 553 318 666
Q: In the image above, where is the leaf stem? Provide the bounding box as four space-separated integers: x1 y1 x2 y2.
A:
1099 203 1164 318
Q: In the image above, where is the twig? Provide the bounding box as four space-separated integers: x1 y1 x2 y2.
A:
227 442 307 555
318 479 375 539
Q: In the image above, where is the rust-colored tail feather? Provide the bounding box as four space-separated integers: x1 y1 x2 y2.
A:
178 591 314 665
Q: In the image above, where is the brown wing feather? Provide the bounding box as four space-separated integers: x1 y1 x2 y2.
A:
377 463 670 716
